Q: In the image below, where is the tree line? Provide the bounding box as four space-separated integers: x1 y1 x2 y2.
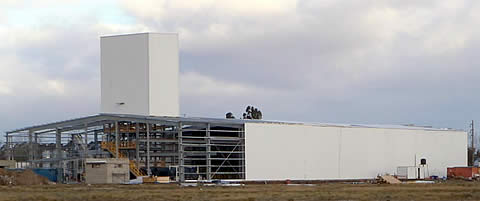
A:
226 106 263 120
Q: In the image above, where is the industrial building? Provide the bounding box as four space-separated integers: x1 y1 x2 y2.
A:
4 33 467 183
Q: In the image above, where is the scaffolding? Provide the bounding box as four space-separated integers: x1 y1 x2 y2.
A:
5 114 245 182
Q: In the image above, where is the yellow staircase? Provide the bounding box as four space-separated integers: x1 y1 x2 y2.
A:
101 142 146 177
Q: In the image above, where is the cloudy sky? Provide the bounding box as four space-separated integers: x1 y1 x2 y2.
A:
1 0 480 140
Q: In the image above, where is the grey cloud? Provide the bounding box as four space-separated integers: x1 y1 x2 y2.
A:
0 26 103 135
2 0 480 142
123 0 480 130
14 28 100 81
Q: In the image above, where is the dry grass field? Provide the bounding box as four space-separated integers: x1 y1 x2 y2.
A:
1 181 480 201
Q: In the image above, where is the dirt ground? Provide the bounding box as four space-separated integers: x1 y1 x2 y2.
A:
0 169 50 185
1 181 480 201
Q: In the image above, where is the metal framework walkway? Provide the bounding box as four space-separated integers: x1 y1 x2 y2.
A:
5 113 246 182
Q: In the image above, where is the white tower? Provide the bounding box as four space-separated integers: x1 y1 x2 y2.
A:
100 33 180 116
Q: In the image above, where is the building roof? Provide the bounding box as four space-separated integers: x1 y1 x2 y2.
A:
250 120 461 131
6 113 462 134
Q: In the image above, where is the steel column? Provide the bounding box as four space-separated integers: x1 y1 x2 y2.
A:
9 135 14 161
146 123 151 176
115 121 119 159
135 122 140 168
84 123 88 159
84 123 88 145
73 159 78 182
106 123 110 142
56 128 64 184
240 126 245 179
206 123 211 180
28 130 33 168
34 132 38 167
94 130 98 154
5 133 10 160
56 128 62 167
178 122 184 182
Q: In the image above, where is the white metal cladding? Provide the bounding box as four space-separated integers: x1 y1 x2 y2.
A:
244 122 467 180
100 33 179 117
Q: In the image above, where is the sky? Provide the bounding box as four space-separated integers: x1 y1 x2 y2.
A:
1 0 480 143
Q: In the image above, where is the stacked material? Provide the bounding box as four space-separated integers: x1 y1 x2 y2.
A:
141 176 170 184
379 175 402 184
142 176 156 183
0 169 51 185
156 176 170 184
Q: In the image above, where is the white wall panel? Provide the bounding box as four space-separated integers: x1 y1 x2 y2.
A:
148 33 180 116
101 34 149 115
245 123 341 180
101 33 179 116
245 123 467 180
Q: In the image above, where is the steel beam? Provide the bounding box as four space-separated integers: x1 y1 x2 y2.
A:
139 152 178 157
7 115 105 133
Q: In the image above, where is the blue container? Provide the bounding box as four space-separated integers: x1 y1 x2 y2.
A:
32 168 62 182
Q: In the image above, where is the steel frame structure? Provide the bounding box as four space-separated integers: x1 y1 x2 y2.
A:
5 114 246 182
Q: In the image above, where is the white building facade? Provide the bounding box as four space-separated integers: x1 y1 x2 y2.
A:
100 33 180 117
245 122 467 180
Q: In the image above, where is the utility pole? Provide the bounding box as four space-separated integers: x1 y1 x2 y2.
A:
470 120 475 166
472 120 475 150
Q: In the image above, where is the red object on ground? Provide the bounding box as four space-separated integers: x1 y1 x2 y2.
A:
447 167 480 179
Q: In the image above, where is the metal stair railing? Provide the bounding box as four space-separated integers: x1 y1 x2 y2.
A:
101 142 145 177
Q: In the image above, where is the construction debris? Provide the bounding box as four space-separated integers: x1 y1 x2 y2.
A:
379 175 402 184
0 169 51 185
156 176 170 184
142 176 157 183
